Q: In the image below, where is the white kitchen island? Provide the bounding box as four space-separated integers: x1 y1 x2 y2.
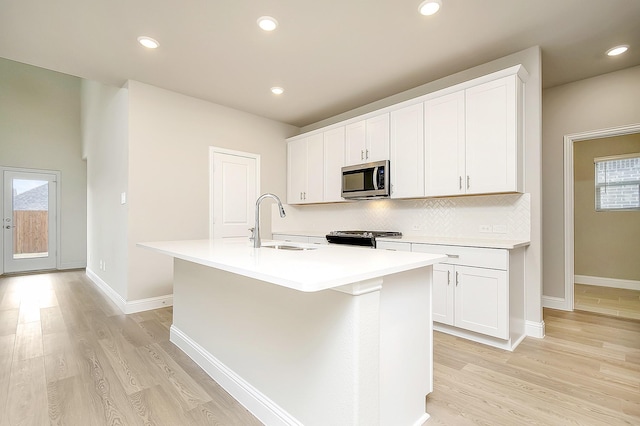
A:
138 238 446 426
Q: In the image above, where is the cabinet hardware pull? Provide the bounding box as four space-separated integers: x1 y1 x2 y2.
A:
467 175 470 189
455 271 459 286
361 150 365 160
447 270 450 285
459 176 462 190
366 149 369 159
300 192 303 200
446 254 459 258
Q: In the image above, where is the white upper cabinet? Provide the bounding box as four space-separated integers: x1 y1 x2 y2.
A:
390 103 424 198
425 72 524 197
323 127 346 203
465 75 522 194
424 91 466 196
287 134 324 204
345 114 390 166
287 65 527 203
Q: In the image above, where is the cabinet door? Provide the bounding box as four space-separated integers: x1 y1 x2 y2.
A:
454 266 508 339
345 120 367 166
424 91 465 196
390 103 424 199
432 264 455 325
365 113 390 163
305 133 324 203
287 139 307 204
323 127 345 202
465 75 518 194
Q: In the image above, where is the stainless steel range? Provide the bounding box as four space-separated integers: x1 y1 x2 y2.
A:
326 230 402 248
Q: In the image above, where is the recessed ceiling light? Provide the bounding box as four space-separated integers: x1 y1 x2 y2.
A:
137 36 159 49
257 16 278 31
418 0 442 16
271 87 284 95
606 45 629 56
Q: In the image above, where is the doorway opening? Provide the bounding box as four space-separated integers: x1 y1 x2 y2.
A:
2 168 60 274
563 124 640 316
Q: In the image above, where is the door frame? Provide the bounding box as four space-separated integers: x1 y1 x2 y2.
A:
208 147 260 240
0 166 62 275
562 123 640 311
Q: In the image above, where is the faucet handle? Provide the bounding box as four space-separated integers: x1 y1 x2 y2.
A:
248 228 255 241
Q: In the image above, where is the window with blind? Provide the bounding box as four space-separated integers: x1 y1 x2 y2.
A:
594 153 640 211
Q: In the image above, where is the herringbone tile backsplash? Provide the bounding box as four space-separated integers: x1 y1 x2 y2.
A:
273 193 530 240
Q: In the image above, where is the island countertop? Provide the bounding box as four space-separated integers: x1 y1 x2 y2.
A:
138 238 446 293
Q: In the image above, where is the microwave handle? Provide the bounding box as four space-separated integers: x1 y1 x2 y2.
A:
372 166 379 190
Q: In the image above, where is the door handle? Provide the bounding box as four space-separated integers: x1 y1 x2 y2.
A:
372 167 379 190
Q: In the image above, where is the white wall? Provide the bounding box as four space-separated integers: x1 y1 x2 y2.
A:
0 58 86 272
295 47 544 331
125 81 298 301
542 65 640 299
81 80 129 300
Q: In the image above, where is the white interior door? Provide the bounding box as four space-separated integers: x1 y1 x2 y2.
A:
211 149 258 238
3 170 57 273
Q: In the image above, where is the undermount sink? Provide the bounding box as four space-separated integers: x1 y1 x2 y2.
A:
262 244 317 251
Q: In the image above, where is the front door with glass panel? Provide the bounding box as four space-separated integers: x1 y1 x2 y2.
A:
3 170 57 273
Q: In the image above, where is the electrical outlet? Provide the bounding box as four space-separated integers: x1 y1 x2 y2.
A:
479 225 492 233
493 224 507 234
99 260 103 270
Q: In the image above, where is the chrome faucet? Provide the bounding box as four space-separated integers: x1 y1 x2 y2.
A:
252 193 286 248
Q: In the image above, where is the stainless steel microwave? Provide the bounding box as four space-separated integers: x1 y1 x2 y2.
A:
341 160 390 199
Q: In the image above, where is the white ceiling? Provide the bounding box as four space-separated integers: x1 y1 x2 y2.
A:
1 0 639 127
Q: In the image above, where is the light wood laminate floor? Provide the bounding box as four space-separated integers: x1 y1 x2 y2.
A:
1 270 639 425
575 283 640 320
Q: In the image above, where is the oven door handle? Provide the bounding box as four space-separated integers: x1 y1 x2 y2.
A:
372 166 379 190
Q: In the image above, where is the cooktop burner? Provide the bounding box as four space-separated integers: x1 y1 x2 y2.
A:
326 230 402 248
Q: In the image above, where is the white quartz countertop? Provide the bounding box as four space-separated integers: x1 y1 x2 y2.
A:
272 231 530 250
138 238 446 293
377 235 530 250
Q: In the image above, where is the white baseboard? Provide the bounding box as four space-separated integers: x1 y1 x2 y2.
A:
58 261 87 270
125 294 174 314
86 268 173 314
413 412 431 426
86 268 127 313
525 320 545 338
575 275 640 291
170 325 302 426
433 323 522 351
542 295 570 311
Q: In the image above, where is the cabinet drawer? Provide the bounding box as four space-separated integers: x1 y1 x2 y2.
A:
411 243 507 270
376 241 412 252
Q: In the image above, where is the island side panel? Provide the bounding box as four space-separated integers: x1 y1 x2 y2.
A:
171 258 382 426
379 267 433 426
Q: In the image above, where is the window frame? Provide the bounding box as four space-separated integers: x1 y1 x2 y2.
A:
594 152 640 212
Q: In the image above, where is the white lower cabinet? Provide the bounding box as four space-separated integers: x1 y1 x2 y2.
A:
453 265 508 339
380 241 525 350
432 264 455 326
412 243 511 341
